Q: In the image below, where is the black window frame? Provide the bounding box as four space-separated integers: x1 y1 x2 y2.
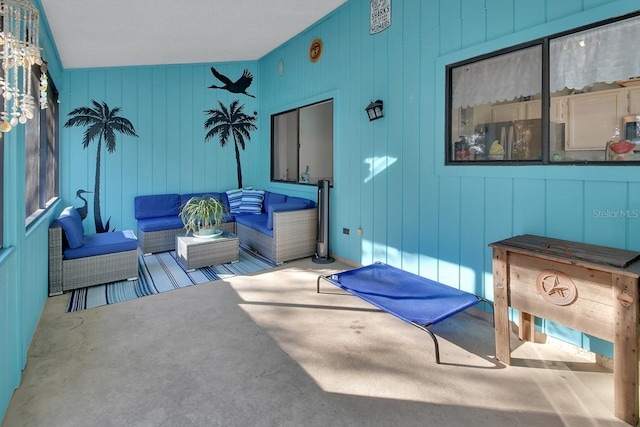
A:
270 98 334 186
25 66 59 226
445 10 640 166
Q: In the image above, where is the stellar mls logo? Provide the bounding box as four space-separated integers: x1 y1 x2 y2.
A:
592 209 639 219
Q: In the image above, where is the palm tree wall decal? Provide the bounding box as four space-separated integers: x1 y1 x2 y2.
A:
204 100 257 188
64 100 139 233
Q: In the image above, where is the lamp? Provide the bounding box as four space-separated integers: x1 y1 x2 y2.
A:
0 0 42 133
365 99 383 121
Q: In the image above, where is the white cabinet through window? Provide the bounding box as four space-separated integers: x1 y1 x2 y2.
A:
565 89 624 151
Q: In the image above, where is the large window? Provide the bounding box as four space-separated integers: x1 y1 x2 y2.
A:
271 99 333 185
447 12 640 165
25 68 58 224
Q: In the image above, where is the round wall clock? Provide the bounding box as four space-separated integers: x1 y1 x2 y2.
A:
309 38 323 63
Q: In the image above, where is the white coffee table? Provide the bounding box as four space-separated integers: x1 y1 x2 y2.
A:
175 231 239 271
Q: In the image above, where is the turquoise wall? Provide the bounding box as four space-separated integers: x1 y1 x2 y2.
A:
3 0 640 421
0 0 63 420
259 0 640 358
61 63 259 234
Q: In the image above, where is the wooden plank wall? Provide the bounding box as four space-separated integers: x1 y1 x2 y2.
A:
257 0 640 359
60 62 260 235
55 0 640 359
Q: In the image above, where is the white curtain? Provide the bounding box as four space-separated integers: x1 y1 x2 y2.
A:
452 45 541 109
550 16 640 93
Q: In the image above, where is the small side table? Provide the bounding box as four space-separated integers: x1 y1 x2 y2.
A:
176 231 239 271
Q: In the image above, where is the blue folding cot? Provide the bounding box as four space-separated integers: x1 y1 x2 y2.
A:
317 262 493 364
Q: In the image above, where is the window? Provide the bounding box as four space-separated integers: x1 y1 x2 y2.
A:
271 99 333 185
25 68 58 224
446 12 640 165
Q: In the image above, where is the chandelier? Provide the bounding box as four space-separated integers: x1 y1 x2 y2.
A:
0 0 42 133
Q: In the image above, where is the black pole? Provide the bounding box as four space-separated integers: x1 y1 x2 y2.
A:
313 179 334 264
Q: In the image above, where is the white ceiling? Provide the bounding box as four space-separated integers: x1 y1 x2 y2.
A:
39 0 348 69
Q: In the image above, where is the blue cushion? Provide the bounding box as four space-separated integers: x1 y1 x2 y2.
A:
57 206 84 249
135 194 180 219
137 216 185 232
239 189 265 214
263 192 287 212
64 230 138 260
221 212 236 223
235 213 266 228
286 196 314 208
236 213 271 236
250 216 273 238
267 202 309 229
226 188 244 214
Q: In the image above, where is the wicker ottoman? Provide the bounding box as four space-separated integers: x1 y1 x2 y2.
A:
175 231 239 271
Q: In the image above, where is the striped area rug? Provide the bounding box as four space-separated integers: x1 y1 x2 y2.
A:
67 246 276 312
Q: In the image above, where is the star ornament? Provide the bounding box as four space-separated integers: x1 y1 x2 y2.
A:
536 271 578 306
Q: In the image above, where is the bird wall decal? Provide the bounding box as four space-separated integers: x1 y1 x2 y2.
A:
208 67 255 98
75 189 92 221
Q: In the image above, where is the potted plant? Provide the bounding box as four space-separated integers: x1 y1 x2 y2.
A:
179 196 226 237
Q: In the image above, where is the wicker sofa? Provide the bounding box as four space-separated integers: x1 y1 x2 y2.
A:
134 190 317 263
48 206 139 295
135 192 235 254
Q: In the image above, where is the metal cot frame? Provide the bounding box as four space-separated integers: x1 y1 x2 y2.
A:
317 262 494 364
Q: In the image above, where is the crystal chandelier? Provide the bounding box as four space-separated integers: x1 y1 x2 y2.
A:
0 0 42 133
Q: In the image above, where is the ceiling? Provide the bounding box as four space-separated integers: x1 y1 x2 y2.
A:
39 0 348 69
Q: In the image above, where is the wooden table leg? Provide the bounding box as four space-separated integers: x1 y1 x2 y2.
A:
519 312 535 342
613 273 639 426
493 248 511 365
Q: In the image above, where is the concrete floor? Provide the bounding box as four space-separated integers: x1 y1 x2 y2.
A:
2 257 630 427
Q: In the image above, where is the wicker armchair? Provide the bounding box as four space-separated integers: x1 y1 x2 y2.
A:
48 220 139 295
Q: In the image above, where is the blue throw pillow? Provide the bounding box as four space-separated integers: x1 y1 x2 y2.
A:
226 186 252 214
239 189 265 214
226 188 243 214
57 206 84 249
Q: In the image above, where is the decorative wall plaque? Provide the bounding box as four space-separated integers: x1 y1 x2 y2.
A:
370 0 391 34
536 270 578 306
309 38 323 63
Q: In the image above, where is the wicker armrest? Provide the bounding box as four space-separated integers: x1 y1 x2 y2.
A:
271 208 318 262
48 221 64 295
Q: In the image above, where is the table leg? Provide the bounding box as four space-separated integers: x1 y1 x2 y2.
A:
613 273 639 426
519 312 535 342
493 248 511 365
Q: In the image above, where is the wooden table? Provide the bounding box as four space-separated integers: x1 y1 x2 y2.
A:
489 234 640 425
176 231 239 271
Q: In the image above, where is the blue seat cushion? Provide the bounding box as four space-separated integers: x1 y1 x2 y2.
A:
222 212 237 223
251 217 273 238
137 216 185 232
237 214 273 237
64 230 138 260
267 202 310 229
135 194 180 219
263 192 287 212
235 213 264 228
57 206 84 249
286 196 315 208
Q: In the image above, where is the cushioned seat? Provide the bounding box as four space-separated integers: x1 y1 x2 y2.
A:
137 216 185 232
63 230 138 259
48 206 139 295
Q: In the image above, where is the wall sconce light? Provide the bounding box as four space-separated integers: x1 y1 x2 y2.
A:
365 100 384 121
